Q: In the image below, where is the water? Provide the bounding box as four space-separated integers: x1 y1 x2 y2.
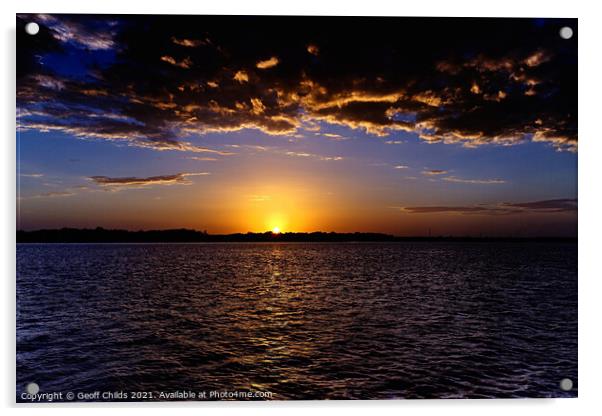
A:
16 242 577 400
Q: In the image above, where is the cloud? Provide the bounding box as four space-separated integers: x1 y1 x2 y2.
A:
16 104 235 154
89 172 209 188
423 169 448 175
161 55 192 69
23 191 75 199
394 165 409 169
402 198 577 215
284 151 343 161
171 37 208 47
285 151 312 157
307 44 319 56
442 176 506 184
403 206 493 214
32 14 116 50
502 198 577 212
17 15 577 153
233 70 249 83
256 56 279 69
248 195 271 202
20 173 44 178
187 156 218 161
318 133 348 141
220 144 343 161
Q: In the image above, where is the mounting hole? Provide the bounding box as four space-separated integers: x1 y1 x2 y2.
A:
26 382 39 395
25 22 40 36
559 26 573 40
559 378 573 391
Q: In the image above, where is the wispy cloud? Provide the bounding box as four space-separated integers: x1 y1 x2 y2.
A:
21 191 75 199
285 151 343 161
221 144 343 161
17 117 235 155
34 14 116 50
286 151 312 157
248 195 271 202
229 144 269 151
89 172 210 188
317 133 348 141
442 176 506 184
20 173 44 178
403 205 494 214
422 169 448 175
502 198 577 212
187 156 218 161
401 198 577 215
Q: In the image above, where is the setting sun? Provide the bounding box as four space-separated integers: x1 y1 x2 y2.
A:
272 227 281 234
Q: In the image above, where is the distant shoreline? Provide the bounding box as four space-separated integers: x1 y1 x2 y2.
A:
16 228 577 243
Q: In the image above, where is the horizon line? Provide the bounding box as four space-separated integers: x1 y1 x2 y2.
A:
16 227 577 240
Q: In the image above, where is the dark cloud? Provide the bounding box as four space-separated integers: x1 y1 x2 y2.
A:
403 198 577 215
17 16 62 79
33 14 117 50
404 206 493 214
89 172 209 188
502 198 577 212
17 15 577 152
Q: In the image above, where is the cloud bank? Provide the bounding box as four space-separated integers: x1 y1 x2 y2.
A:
17 15 577 152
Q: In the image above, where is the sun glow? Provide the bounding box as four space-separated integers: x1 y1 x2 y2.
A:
272 226 281 234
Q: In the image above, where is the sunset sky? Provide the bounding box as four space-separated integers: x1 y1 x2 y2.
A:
16 15 577 236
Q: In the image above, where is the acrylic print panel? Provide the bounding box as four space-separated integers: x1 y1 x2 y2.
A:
16 14 577 402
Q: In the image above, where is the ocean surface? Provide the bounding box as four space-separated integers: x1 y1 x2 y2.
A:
16 242 577 400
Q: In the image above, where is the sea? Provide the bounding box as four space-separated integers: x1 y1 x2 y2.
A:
16 242 577 400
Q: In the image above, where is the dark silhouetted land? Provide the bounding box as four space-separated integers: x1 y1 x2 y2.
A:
16 228 577 243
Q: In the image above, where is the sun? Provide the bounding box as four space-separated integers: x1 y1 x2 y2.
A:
272 226 281 234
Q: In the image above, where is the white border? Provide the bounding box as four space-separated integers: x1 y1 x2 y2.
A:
3 1 601 415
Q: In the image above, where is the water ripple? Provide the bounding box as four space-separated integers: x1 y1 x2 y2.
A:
17 242 577 400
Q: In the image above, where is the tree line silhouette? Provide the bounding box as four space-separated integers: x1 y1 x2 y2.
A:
16 227 576 243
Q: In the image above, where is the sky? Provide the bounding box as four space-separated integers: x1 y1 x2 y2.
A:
16 15 577 236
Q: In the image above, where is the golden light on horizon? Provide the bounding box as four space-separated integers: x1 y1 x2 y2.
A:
265 211 289 234
178 174 366 234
